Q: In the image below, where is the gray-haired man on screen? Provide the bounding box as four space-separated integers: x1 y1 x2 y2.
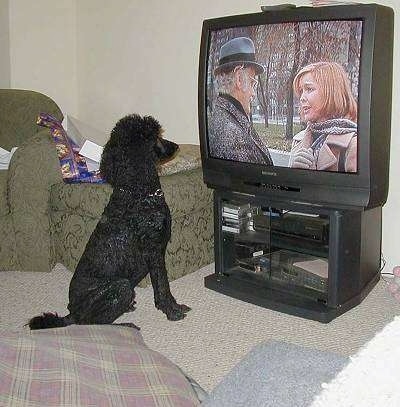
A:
209 37 273 165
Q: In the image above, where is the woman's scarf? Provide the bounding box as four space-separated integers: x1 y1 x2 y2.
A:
308 118 357 153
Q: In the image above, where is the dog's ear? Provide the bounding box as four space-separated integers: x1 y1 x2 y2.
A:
99 138 118 185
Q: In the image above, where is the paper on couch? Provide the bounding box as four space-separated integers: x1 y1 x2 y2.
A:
0 147 18 170
66 116 106 170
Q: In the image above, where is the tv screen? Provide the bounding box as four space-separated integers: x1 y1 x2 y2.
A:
206 20 362 173
198 4 393 208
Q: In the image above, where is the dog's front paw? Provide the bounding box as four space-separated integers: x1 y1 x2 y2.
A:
165 308 187 321
166 303 191 320
156 299 191 321
178 303 191 313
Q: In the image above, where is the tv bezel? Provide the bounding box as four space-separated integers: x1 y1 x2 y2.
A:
198 4 393 209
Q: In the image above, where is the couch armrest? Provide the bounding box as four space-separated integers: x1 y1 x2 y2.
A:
8 129 62 271
0 89 63 151
0 170 8 216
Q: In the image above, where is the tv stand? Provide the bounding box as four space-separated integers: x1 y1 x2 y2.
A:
205 189 382 322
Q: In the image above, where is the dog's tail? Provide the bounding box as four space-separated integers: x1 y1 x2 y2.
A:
28 312 74 330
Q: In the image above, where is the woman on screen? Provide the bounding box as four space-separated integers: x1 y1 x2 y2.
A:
289 61 358 172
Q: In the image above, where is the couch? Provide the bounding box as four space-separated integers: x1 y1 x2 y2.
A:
0 89 214 286
0 89 64 270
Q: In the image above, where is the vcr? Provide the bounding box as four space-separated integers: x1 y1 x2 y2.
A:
254 213 329 244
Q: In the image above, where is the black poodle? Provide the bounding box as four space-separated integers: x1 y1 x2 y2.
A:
29 114 191 329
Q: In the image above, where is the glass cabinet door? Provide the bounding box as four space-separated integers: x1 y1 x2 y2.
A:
220 199 330 301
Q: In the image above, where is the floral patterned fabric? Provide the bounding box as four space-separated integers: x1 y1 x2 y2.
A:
5 131 63 271
0 89 63 272
0 215 18 270
0 171 8 217
1 90 214 278
50 168 214 286
50 153 206 219
0 90 63 272
3 132 213 280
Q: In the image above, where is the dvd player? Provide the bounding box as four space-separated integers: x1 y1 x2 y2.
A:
268 214 329 243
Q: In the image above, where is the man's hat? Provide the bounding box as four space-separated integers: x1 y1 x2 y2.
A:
214 37 264 75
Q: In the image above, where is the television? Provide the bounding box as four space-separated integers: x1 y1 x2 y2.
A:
198 4 393 209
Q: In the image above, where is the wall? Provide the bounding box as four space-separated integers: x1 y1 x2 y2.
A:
77 0 400 272
6 0 400 271
8 0 78 117
378 1 400 275
0 0 10 87
75 0 275 137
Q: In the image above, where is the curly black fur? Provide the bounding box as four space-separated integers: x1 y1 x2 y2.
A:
28 114 190 330
28 313 73 329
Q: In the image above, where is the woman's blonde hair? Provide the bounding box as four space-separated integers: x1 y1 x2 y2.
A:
293 61 358 122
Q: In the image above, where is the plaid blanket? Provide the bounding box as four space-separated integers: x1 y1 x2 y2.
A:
0 325 200 407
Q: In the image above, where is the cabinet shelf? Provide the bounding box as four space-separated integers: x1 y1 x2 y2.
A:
223 265 328 303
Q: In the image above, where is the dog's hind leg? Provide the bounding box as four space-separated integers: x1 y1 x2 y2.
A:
68 277 134 324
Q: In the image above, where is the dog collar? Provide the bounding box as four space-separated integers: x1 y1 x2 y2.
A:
116 187 164 199
148 188 164 197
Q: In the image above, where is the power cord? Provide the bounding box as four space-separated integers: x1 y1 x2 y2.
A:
380 253 392 284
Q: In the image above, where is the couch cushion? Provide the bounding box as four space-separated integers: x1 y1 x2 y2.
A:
50 167 212 219
0 89 63 151
50 182 112 219
161 167 212 218
158 144 201 176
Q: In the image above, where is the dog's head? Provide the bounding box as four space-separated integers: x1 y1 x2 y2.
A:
110 114 178 160
100 114 179 185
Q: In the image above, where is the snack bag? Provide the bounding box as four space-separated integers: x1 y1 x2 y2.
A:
37 113 105 184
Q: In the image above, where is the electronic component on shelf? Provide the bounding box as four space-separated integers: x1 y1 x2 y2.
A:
236 255 271 274
252 213 270 232
271 213 329 243
221 202 253 234
270 250 328 293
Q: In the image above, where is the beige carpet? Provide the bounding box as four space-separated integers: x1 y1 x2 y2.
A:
1 263 399 392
